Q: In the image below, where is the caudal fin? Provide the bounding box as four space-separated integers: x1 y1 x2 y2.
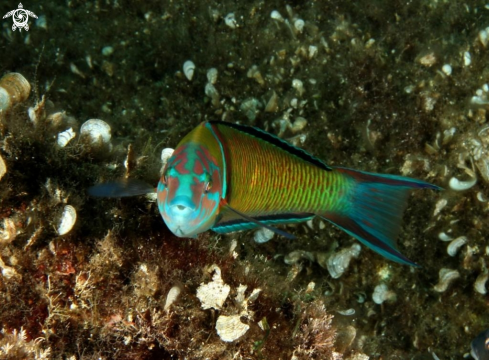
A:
321 167 441 266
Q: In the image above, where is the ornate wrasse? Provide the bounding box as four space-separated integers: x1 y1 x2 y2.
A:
90 121 440 266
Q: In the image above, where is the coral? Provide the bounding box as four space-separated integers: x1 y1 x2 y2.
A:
292 300 338 359
0 328 51 360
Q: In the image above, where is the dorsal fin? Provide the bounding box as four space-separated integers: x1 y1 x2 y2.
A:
209 121 331 171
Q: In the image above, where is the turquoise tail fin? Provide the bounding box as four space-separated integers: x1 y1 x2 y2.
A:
321 167 441 266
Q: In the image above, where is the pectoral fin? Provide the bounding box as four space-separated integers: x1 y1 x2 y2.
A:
88 179 155 198
218 199 297 239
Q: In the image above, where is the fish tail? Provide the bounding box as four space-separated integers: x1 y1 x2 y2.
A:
320 167 441 266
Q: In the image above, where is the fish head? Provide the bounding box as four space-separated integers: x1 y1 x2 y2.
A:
157 142 223 238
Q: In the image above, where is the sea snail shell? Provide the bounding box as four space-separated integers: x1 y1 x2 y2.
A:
0 72 31 113
80 119 112 147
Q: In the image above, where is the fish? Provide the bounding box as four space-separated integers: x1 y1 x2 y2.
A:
472 329 489 360
89 121 440 266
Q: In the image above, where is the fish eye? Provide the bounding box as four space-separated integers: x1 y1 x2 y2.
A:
204 180 212 194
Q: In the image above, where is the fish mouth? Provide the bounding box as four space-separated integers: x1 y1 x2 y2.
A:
174 227 185 236
169 196 196 211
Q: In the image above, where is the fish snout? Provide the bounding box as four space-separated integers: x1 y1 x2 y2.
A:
169 195 196 215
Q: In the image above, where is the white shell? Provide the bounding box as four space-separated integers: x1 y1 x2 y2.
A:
270 10 284 22
337 308 355 316
206 68 218 84
284 250 315 265
216 315 249 342
0 154 6 181
433 268 460 292
204 83 220 106
441 64 452 76
57 128 76 148
164 285 182 311
254 227 274 243
161 148 174 166
438 231 453 241
474 271 488 295
102 46 114 56
57 205 77 236
372 284 397 304
449 176 477 191
183 60 195 81
0 72 31 112
447 236 467 256
294 19 305 33
479 29 488 48
196 265 230 310
36 15 47 30
292 79 304 96
80 119 111 146
325 243 361 279
464 51 471 66
290 117 307 133
308 45 318 59
224 13 237 29
160 147 174 175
